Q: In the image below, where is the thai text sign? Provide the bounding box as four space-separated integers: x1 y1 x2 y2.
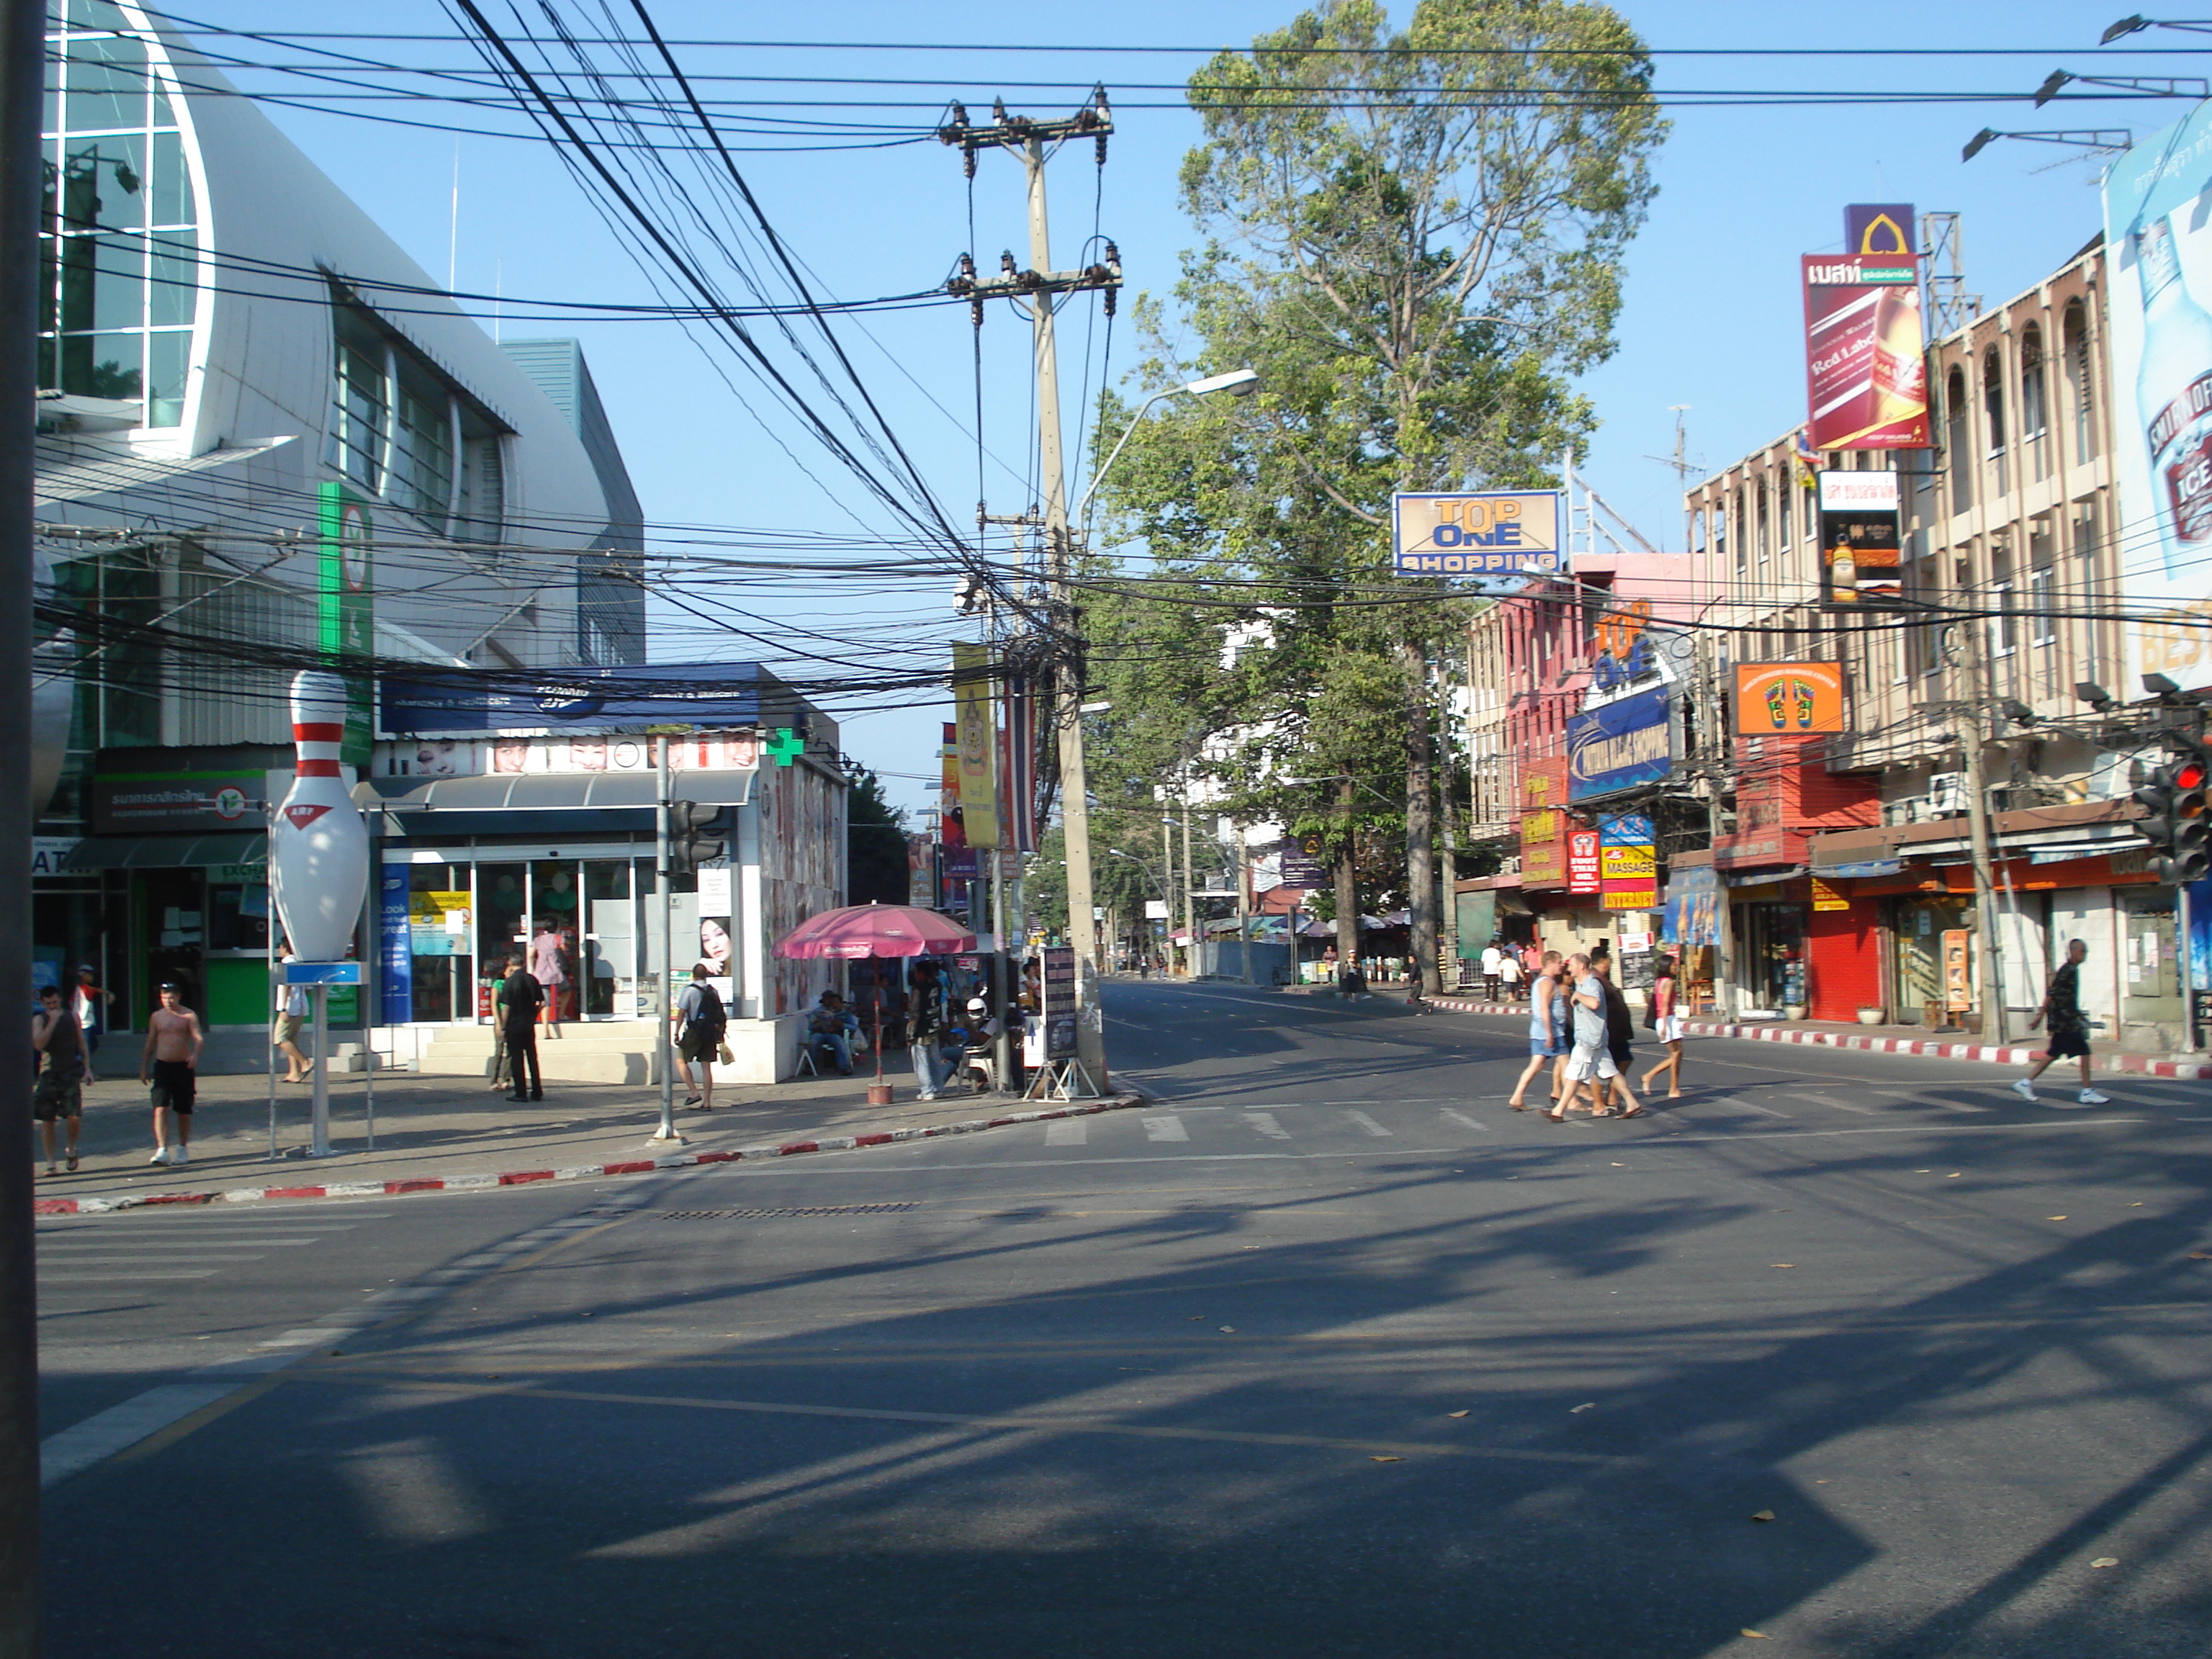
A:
951 642 1001 851
1392 491 1562 577
1735 662 1848 734
1568 685 1672 801
1599 811 1657 911
1567 828 1601 894
1802 255 1928 450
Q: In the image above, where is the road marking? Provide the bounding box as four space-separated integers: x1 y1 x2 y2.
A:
1044 1120 1087 1146
1722 1099 1792 1118
1344 1110 1394 1138
1141 1116 1189 1143
1244 1112 1290 1140
1441 1110 1491 1133
36 1270 220 1281
1802 1094 1876 1116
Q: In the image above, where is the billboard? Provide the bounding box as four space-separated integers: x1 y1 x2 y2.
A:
1392 490 1563 580
1802 255 1928 451
951 642 1001 851
1566 827 1601 894
1817 471 1903 606
1567 685 1672 801
2105 108 2212 693
1845 204 1915 257
1734 662 1847 735
382 662 767 735
1599 811 1657 911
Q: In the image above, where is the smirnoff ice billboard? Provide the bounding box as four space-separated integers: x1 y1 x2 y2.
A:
2106 108 2212 694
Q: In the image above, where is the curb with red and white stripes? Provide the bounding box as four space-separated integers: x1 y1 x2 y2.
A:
33 1094 1149 1217
1424 998 2212 1080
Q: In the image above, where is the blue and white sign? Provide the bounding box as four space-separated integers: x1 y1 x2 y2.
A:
381 662 768 736
284 961 362 986
1568 685 1672 802
1392 490 1563 580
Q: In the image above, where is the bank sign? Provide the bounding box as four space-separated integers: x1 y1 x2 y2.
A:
1567 685 1672 802
1392 490 1562 579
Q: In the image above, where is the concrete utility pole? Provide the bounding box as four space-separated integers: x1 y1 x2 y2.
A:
653 734 678 1141
1179 785 1194 977
1956 622 2008 1044
1 2 47 1649
941 94 1118 1087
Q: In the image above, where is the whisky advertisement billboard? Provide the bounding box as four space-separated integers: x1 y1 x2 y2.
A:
1801 255 1928 451
2105 109 2212 695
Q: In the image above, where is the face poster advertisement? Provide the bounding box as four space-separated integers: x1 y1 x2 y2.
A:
2104 105 2212 694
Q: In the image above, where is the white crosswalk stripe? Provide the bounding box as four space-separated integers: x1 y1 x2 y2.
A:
1244 1112 1290 1140
1045 1119 1087 1146
1141 1115 1189 1142
1344 1110 1394 1138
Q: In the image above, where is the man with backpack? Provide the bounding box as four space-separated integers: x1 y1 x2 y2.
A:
672 961 727 1110
498 952 546 1102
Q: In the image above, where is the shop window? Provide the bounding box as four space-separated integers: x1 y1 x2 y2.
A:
1982 346 2007 497
1946 367 1973 514
2020 323 2049 482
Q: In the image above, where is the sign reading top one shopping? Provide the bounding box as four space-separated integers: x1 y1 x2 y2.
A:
1392 490 1563 583
2105 107 2212 694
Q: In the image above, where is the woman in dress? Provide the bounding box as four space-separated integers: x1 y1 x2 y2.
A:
1640 956 1686 1100
529 917 567 1037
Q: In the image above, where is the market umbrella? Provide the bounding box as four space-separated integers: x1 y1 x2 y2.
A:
773 902 976 960
773 904 977 1104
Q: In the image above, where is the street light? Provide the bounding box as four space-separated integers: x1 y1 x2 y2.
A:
1074 367 1260 526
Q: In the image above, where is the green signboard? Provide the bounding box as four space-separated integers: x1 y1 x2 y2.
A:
318 480 374 765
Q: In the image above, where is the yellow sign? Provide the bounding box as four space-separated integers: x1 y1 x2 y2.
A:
951 642 1001 850
1601 846 1655 881
409 890 471 921
1810 876 1850 912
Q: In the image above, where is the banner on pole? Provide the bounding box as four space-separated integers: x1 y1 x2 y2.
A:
951 642 1001 851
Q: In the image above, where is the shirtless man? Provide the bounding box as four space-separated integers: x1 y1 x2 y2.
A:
138 981 204 1166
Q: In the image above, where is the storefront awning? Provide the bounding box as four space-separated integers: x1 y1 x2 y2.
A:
359 769 757 814
1813 857 1905 878
63 832 266 872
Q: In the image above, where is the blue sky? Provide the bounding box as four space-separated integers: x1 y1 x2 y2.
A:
184 1 2204 817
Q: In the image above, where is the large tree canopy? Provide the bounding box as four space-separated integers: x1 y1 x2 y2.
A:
1085 0 1663 984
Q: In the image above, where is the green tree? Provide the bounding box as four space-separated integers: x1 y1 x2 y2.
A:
845 767 909 907
1092 0 1663 991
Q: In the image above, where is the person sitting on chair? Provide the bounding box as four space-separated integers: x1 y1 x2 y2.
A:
806 990 859 1077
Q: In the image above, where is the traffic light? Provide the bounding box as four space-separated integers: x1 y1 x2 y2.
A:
667 801 728 877
2135 753 2211 884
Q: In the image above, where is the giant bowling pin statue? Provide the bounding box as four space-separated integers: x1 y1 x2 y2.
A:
270 670 370 961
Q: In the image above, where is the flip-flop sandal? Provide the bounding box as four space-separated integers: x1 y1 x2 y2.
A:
1508 1100 1529 1110
1617 1106 1646 1120
66 1153 78 1172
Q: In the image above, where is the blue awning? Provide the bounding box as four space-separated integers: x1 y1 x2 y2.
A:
1813 858 1905 879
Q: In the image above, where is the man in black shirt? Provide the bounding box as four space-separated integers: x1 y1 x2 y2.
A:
498 952 544 1101
34 983 89 1175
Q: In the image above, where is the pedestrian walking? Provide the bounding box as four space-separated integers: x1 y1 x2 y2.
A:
271 956 309 1084
2014 938 2109 1105
673 963 727 1109
908 960 949 1100
1552 953 1644 1122
498 952 544 1101
33 982 89 1176
1639 956 1686 1100
1498 949 1523 1002
1507 950 1570 1110
73 964 111 1083
137 981 204 1165
1594 953 1635 1113
1480 940 1503 1000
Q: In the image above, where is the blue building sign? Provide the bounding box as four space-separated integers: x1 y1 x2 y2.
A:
381 662 768 736
1567 686 1673 802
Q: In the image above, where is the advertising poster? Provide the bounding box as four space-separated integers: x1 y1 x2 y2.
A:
1663 865 1721 950
2103 109 2212 693
1599 812 1657 911
1568 685 1672 801
1801 255 1928 450
1392 490 1563 581
1567 827 1601 894
318 481 374 765
951 642 1001 850
1816 472 1902 605
1734 662 1848 734
1040 944 1078 1060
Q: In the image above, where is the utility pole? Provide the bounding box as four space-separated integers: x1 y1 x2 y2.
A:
1 2 48 1650
943 94 1118 1087
652 733 678 1142
1179 784 1194 978
1956 623 2008 1044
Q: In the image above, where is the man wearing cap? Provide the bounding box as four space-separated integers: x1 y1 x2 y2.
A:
138 981 204 1166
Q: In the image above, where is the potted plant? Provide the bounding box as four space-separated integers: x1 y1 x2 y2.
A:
1856 1006 1885 1025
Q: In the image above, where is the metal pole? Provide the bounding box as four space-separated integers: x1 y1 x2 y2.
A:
358 884 374 1151
1236 823 1251 983
265 873 278 1161
1022 134 1106 1088
655 734 676 1141
991 852 1012 1091
1959 623 2008 1043
309 984 331 1156
0 1 49 1645
1180 788 1194 977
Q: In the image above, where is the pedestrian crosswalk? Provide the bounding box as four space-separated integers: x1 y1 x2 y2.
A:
34 1211 389 1290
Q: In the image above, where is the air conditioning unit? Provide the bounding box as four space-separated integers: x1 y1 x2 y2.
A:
1926 773 1968 817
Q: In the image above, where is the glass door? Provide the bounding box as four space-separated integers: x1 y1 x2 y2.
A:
2121 890 2182 1028
530 859 583 1021
580 859 633 1018
407 862 471 1023
475 861 528 1021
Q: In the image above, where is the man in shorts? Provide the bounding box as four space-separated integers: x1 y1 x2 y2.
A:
671 962 726 1110
1551 953 1645 1121
138 981 204 1166
2015 938 2109 1105
34 982 89 1175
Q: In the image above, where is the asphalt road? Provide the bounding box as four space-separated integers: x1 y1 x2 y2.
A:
34 980 2212 1658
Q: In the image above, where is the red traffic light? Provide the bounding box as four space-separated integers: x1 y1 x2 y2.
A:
2177 759 2209 793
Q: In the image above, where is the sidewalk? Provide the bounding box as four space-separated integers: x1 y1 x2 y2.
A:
31 1056 1144 1216
1424 994 2212 1080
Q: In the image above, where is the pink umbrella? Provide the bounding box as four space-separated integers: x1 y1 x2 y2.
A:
773 902 976 961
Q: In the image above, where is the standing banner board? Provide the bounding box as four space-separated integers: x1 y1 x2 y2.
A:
1040 945 1078 1059
951 642 1001 850
1734 662 1848 735
1392 491 1563 580
1817 471 1902 606
1802 255 1928 451
2103 105 2212 694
